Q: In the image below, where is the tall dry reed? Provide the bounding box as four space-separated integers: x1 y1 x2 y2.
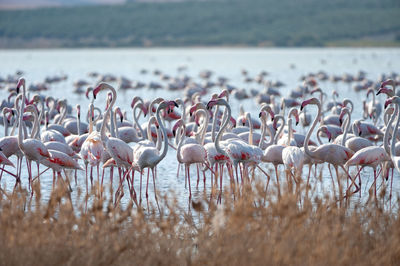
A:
0 178 399 266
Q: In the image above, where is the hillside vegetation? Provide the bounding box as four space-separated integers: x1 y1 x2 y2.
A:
0 0 399 48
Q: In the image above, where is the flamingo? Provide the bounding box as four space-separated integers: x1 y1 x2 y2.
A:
175 119 207 198
16 78 51 191
0 108 24 182
338 107 372 153
207 98 264 194
301 97 358 197
132 100 178 207
384 97 400 195
93 83 137 203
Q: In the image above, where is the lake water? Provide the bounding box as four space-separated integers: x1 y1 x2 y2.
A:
1 47 400 210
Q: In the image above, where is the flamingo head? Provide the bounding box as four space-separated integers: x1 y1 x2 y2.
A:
159 100 178 114
300 98 319 111
289 108 299 126
310 87 322 95
385 96 400 108
131 96 141 108
218 89 229 99
261 105 275 121
7 91 17 102
172 119 184 137
76 104 81 120
85 87 93 99
29 94 39 105
230 117 236 128
16 78 25 94
320 126 332 142
93 82 110 99
206 98 227 110
380 79 395 89
189 103 202 117
339 107 350 125
376 87 394 97
259 111 267 120
210 93 219 101
115 107 123 123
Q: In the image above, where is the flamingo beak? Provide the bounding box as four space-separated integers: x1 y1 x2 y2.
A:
93 84 102 99
358 130 362 136
384 99 392 109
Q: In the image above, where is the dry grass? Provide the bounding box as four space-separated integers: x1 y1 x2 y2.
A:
0 178 399 266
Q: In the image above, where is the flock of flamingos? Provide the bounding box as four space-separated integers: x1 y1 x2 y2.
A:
0 73 399 206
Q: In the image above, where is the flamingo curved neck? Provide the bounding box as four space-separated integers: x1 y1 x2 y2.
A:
99 85 117 145
287 117 293 146
153 104 169 166
18 84 26 149
176 124 186 163
30 107 39 139
246 113 254 145
133 103 145 140
215 101 230 157
341 110 351 146
3 110 8 137
195 109 209 145
304 101 322 159
390 103 400 158
273 115 285 144
112 108 119 137
211 105 219 142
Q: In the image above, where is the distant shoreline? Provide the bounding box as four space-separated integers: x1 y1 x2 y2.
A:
0 39 399 49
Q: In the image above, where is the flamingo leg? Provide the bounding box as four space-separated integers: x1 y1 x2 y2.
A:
110 166 114 187
239 164 243 184
187 164 192 199
219 163 224 204
146 168 150 199
52 170 56 190
306 164 312 195
390 168 394 199
74 169 77 186
274 165 281 198
90 166 93 186
97 164 100 194
85 163 88 193
334 166 342 197
26 159 32 191
177 163 180 178
373 168 377 198
327 164 337 196
0 167 19 180
139 171 143 205
151 168 160 213
0 165 4 183
196 164 200 189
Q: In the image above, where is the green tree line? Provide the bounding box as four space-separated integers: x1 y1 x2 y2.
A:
0 0 399 47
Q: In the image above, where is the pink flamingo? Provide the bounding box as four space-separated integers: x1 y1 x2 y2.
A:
207 98 264 195
133 100 178 208
301 97 358 197
16 78 51 191
93 83 137 204
175 119 207 198
0 108 24 183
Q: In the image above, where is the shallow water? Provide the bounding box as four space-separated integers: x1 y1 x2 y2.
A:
1 47 400 209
